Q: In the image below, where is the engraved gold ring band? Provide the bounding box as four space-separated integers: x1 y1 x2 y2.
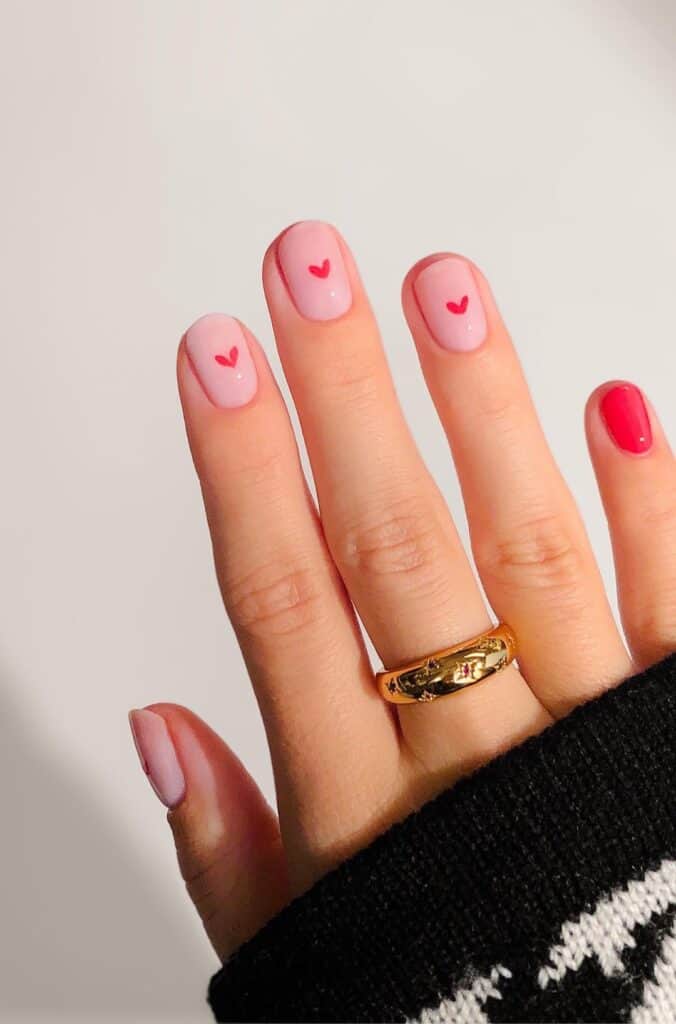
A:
376 623 517 704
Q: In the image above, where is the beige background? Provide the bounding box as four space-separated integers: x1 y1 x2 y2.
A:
1 1 675 1020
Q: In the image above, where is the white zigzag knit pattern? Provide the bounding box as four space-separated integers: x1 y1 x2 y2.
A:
410 859 676 1024
630 916 676 1024
538 858 676 987
410 966 513 1024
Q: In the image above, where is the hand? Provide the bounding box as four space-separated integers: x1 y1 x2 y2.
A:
129 221 674 962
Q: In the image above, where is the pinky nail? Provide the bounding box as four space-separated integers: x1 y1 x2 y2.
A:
600 384 653 454
128 709 186 809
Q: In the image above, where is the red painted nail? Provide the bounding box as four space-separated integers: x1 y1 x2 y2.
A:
600 384 653 454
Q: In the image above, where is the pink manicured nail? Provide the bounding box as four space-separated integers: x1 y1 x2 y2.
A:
185 314 257 408
128 709 186 809
600 383 653 454
277 221 352 321
413 257 487 352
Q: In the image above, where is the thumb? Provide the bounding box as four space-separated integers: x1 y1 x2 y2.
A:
128 703 288 960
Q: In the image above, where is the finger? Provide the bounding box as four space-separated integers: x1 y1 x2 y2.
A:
129 703 288 959
586 381 676 668
263 223 547 777
178 315 398 887
402 255 633 717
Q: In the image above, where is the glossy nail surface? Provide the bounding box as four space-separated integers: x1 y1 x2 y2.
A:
129 708 186 809
185 314 257 408
277 221 352 321
601 383 653 454
413 257 487 352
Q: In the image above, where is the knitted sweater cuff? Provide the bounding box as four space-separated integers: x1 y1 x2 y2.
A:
208 654 676 1023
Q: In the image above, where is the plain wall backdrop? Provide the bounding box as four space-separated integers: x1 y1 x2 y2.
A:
1 1 675 1020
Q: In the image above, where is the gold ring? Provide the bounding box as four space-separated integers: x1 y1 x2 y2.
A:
376 623 517 704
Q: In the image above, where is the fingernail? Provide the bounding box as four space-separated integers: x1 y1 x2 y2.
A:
277 221 352 321
128 709 186 809
600 383 653 454
185 314 257 409
413 257 487 352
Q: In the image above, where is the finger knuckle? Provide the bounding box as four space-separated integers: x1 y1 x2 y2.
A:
226 561 325 640
182 847 230 907
329 359 382 411
341 499 443 586
198 431 288 494
234 445 288 490
475 512 584 596
181 844 247 934
473 388 521 425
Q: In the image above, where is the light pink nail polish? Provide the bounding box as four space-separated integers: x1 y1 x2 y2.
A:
277 221 352 321
185 314 258 408
413 257 487 352
129 709 186 809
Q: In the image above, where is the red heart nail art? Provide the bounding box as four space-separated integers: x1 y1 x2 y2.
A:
214 345 239 368
446 295 469 315
308 258 330 279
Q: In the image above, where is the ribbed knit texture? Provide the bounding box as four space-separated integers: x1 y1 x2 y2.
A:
209 654 676 1022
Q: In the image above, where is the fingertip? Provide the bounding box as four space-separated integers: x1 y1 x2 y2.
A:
130 700 286 958
402 252 486 298
584 380 617 439
142 702 245 783
586 378 631 411
587 380 655 457
142 700 194 727
262 219 366 326
128 706 186 810
401 252 493 355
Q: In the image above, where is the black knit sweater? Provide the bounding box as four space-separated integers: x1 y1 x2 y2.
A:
208 654 676 1022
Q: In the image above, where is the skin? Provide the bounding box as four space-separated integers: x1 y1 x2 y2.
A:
141 224 675 962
